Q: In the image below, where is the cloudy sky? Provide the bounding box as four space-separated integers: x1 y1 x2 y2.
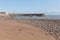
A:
0 0 60 15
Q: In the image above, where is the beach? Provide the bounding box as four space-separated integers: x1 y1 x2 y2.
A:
0 19 56 40
12 19 60 40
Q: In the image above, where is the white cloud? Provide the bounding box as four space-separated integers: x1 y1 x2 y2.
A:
42 10 60 13
40 10 60 15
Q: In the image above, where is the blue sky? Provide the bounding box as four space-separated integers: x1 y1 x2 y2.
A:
0 0 60 15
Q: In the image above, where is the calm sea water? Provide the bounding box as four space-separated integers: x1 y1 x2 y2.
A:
13 15 60 20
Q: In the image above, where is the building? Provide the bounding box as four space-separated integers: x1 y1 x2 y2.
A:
0 12 9 17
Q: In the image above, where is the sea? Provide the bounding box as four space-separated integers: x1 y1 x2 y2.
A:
12 15 60 20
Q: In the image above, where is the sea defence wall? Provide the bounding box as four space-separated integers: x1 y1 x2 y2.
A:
9 13 45 17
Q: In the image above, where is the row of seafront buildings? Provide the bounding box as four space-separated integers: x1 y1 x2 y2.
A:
0 12 9 16
0 12 10 19
0 12 45 18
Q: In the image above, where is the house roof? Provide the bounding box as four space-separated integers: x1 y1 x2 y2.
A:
0 12 7 14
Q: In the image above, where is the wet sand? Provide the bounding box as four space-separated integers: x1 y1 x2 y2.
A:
0 19 56 40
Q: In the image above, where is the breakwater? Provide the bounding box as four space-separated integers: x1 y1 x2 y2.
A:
9 13 45 17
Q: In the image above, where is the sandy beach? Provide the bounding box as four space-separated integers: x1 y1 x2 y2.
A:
12 19 60 40
0 19 56 40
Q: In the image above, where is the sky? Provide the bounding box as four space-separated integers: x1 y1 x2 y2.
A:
0 0 60 15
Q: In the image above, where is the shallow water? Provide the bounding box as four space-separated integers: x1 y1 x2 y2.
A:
12 15 60 20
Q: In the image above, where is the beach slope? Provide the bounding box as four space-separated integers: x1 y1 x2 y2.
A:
0 20 56 40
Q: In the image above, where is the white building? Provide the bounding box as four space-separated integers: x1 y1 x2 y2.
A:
0 12 9 16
